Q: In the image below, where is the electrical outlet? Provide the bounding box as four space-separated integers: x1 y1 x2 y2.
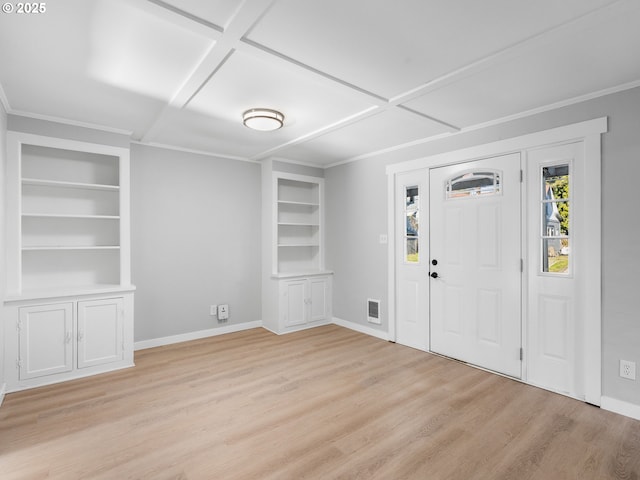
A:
218 304 229 321
620 360 636 380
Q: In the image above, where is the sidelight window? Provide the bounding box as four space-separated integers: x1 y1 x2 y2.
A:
405 186 419 263
541 164 570 274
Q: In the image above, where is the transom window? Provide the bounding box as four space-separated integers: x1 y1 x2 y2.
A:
446 170 501 199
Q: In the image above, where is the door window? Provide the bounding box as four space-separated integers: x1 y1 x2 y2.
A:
446 170 501 199
405 186 419 263
541 164 570 274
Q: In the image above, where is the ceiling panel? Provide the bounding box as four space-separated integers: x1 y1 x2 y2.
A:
402 5 640 128
161 0 244 29
246 0 616 99
1 0 638 166
276 107 451 165
140 107 271 158
177 48 377 156
0 0 213 135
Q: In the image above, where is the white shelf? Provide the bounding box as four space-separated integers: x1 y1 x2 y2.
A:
278 222 320 227
4 284 136 303
22 246 120 251
22 177 119 191
22 213 120 220
278 244 320 247
271 270 333 279
277 200 319 207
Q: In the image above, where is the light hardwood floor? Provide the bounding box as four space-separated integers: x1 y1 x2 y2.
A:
1 325 639 479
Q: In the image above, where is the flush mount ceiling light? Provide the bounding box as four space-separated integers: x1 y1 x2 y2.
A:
242 108 284 131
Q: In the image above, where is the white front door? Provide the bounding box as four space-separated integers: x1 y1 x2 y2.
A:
429 153 522 377
395 169 429 350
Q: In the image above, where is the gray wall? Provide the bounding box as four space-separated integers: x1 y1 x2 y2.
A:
130 144 261 342
0 103 7 392
325 86 640 406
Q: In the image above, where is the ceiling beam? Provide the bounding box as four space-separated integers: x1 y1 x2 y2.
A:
249 0 633 162
139 0 277 142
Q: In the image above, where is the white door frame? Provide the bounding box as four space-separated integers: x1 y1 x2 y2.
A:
386 117 606 405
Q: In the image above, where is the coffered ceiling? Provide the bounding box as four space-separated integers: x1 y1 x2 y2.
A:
1 0 639 166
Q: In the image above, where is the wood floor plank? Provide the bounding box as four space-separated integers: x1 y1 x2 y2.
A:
1 325 639 479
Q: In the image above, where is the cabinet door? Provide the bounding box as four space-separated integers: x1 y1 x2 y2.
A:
19 303 73 380
309 278 329 323
77 298 124 369
282 280 307 327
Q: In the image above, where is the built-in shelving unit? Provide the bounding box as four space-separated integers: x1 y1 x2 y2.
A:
5 134 131 297
263 168 332 335
275 176 323 274
3 131 135 392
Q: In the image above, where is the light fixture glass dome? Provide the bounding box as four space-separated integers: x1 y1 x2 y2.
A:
243 108 284 131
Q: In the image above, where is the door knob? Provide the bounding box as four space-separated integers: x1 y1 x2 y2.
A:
430 272 439 279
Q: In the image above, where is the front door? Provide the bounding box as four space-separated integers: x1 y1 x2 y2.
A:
429 153 522 378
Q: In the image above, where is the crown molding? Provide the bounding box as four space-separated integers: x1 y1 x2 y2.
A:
131 140 259 163
8 109 133 136
269 156 326 169
0 82 10 113
325 79 640 169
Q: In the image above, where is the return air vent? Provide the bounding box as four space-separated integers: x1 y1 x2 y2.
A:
367 299 381 324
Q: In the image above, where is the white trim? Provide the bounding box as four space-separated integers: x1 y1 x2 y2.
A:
386 117 607 175
583 134 602 405
601 396 640 421
0 82 10 113
329 82 636 169
262 320 332 336
387 171 396 342
0 383 6 407
270 156 327 169
9 110 133 136
333 317 389 341
131 140 259 164
7 131 130 159
133 321 263 351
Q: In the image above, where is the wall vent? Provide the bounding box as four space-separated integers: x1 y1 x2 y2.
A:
367 299 381 324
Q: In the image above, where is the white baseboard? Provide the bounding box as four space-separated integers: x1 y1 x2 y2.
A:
332 317 389 341
601 396 640 421
134 321 263 351
0 382 6 407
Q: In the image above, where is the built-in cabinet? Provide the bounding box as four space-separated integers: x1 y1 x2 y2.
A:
3 132 134 392
18 297 125 380
262 168 332 334
280 275 331 329
18 302 73 380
